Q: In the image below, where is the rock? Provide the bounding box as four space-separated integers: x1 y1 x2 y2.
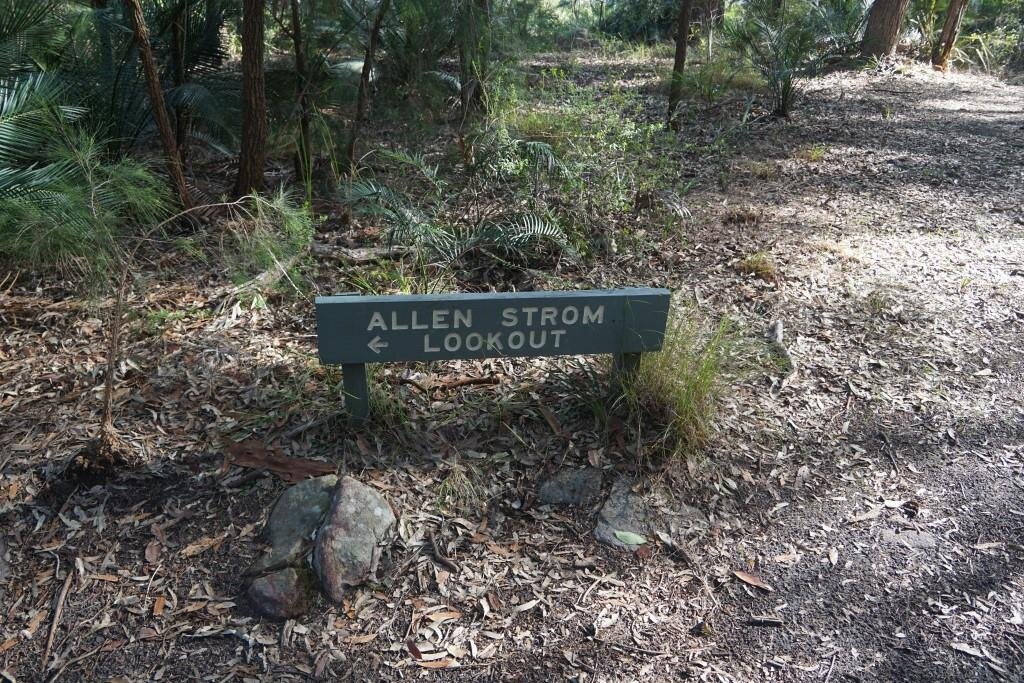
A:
251 475 337 574
247 567 316 619
595 476 708 550
595 477 651 549
313 476 396 602
880 528 937 549
538 468 603 506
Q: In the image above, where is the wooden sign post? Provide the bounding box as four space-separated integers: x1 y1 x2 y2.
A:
315 288 671 419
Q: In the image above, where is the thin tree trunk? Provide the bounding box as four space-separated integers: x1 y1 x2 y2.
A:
667 0 694 130
235 0 268 196
459 0 490 117
861 0 911 59
171 6 191 164
289 0 313 192
91 267 132 468
345 0 390 175
123 0 192 208
931 0 968 70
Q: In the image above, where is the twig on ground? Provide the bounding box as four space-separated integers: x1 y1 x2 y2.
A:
311 243 411 263
746 614 784 627
824 653 837 683
438 376 500 391
281 412 344 441
42 570 75 669
44 643 105 683
428 530 460 574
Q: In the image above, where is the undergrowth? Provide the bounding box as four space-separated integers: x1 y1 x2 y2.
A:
624 310 732 465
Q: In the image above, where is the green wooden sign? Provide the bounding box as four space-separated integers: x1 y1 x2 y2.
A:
315 288 670 418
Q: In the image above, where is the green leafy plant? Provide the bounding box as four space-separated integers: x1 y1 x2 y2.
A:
727 0 822 116
341 147 577 269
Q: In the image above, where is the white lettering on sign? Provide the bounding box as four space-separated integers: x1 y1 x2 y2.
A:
498 304 603 327
368 308 472 331
369 303 607 355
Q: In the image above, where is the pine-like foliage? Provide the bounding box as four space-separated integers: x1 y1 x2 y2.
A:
340 147 576 268
727 0 822 117
0 0 173 277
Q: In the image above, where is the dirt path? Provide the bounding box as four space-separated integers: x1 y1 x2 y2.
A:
678 65 1024 681
0 64 1021 682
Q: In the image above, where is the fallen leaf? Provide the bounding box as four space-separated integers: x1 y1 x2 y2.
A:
849 507 882 523
733 570 774 592
153 596 166 617
99 639 127 652
427 610 462 623
406 639 423 660
144 540 162 564
345 633 378 645
224 440 335 483
613 530 647 546
537 404 565 437
0 638 16 654
951 642 985 659
181 536 220 558
512 599 540 613
828 548 839 565
417 658 457 668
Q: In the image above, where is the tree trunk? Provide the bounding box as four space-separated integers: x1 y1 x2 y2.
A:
123 0 192 208
666 0 694 129
170 6 191 164
235 0 268 196
345 0 391 175
459 0 490 118
931 0 968 70
861 0 911 59
289 0 313 191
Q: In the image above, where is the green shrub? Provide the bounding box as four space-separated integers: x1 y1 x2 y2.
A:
727 0 821 116
0 129 170 277
341 147 577 268
598 0 675 42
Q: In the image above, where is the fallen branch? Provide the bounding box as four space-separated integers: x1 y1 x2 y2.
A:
44 643 105 683
42 570 75 669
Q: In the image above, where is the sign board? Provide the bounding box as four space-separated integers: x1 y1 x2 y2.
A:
315 288 671 418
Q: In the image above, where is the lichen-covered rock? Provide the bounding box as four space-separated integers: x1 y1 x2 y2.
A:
594 477 651 549
313 477 396 602
251 475 337 574
247 567 316 619
594 476 708 550
538 468 603 506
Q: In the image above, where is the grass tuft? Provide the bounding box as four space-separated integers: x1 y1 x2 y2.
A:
736 250 779 281
436 459 482 514
624 310 731 463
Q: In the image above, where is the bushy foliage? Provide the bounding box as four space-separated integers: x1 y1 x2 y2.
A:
727 0 823 116
227 190 315 278
809 0 870 54
598 0 676 42
0 5 173 277
341 148 576 268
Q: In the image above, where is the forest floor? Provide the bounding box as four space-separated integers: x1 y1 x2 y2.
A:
2 54 1024 682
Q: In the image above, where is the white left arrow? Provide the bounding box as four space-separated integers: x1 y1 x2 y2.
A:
367 336 388 354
